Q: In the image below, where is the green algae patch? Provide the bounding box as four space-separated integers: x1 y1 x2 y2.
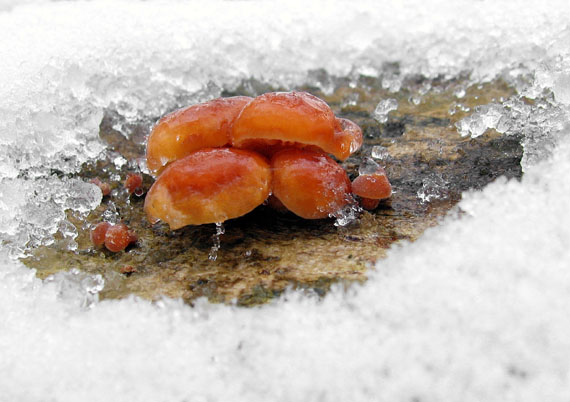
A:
22 74 521 305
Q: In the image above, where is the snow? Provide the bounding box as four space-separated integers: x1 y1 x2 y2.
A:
1 0 570 401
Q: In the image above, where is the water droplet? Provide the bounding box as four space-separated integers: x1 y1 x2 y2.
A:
208 222 225 261
454 87 466 98
331 197 361 227
358 157 380 175
417 173 449 203
371 145 390 161
113 155 127 169
341 92 360 108
408 95 421 105
455 103 504 138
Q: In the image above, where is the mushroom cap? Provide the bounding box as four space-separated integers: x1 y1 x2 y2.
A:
231 91 362 161
271 148 351 219
104 224 132 252
90 222 111 247
144 148 271 229
146 96 252 175
351 167 392 200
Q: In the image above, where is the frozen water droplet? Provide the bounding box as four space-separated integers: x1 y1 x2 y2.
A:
419 82 432 96
102 202 120 224
341 92 360 108
63 179 102 214
371 145 390 161
495 115 511 134
358 157 380 175
57 219 78 251
409 95 422 105
208 222 225 261
113 155 128 169
44 268 104 310
417 173 449 203
456 103 504 138
454 87 466 98
373 99 398 123
331 199 361 227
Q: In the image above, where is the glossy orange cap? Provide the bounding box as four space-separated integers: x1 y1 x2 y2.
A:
351 167 392 200
271 148 351 219
231 92 362 161
144 148 271 228
146 96 252 175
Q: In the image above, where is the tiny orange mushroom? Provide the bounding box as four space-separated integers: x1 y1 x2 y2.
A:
124 173 143 195
271 148 352 219
91 222 137 252
146 96 252 175
104 223 133 252
231 92 362 161
144 148 271 229
351 166 392 210
90 222 111 246
120 265 137 275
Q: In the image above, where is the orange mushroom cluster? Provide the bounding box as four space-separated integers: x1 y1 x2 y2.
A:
144 91 391 229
